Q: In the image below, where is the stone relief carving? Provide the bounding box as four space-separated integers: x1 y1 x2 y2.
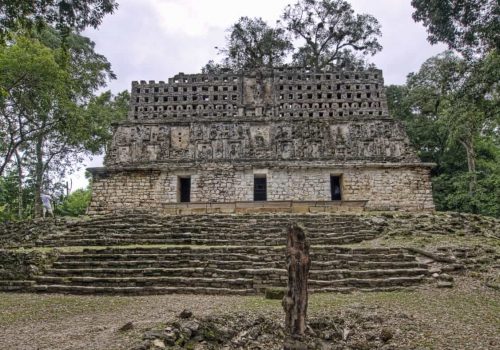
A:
250 126 270 148
106 120 417 165
171 127 190 149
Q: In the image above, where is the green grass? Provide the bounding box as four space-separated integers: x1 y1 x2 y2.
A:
239 287 500 322
1 281 498 349
0 293 133 325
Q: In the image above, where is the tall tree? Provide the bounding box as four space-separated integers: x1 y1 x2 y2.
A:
0 35 69 176
388 51 499 216
0 0 118 41
0 30 125 217
211 17 293 71
282 0 382 69
411 0 499 57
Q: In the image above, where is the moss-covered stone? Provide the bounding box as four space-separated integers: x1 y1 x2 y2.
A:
0 249 59 280
265 287 285 300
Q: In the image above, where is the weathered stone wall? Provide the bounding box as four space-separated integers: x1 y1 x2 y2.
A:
0 249 59 280
88 164 434 214
128 68 388 121
88 67 436 213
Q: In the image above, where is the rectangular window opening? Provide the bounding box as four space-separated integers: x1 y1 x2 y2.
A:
179 176 191 203
331 175 342 201
254 175 267 201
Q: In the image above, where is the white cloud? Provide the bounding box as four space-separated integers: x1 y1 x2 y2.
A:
149 0 290 37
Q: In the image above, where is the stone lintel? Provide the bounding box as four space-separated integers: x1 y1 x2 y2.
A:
112 116 397 126
91 162 436 174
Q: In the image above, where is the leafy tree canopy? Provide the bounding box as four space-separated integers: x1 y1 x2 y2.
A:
282 0 382 69
0 0 118 41
212 17 293 71
205 0 381 72
387 51 500 217
411 0 499 57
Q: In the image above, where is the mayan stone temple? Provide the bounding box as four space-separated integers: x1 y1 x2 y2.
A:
88 67 435 214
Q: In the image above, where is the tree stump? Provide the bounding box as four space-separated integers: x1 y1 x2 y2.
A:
282 222 311 350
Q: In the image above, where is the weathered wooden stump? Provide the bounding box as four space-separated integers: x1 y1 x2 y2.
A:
282 222 311 350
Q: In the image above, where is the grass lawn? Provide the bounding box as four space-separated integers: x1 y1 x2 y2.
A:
1 277 498 350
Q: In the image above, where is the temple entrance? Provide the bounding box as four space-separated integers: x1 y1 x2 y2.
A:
179 177 191 203
254 175 267 201
331 175 342 201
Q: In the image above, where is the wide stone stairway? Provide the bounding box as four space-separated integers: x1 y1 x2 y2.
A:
2 213 432 295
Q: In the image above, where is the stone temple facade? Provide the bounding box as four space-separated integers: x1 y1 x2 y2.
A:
88 67 435 214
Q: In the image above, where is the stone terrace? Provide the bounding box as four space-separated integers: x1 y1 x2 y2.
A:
0 213 435 295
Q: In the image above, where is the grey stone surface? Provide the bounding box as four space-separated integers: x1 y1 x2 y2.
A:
88 67 435 214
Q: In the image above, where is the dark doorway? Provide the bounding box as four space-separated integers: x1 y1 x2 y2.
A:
254 175 267 201
179 177 191 203
331 175 342 201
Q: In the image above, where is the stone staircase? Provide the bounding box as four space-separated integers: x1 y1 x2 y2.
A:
36 213 380 247
1 213 432 295
31 246 428 295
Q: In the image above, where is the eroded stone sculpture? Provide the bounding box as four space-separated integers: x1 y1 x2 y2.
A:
283 223 310 350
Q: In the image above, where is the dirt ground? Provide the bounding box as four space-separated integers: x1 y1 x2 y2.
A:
0 276 498 350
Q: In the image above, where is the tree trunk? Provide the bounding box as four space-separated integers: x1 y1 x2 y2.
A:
460 138 477 196
14 149 23 218
282 223 310 350
33 134 44 218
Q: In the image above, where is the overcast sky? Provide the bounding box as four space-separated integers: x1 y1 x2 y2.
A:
70 0 446 190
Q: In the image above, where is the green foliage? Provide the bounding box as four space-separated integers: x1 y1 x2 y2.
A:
0 0 118 42
0 172 19 221
282 0 382 69
0 34 71 175
56 189 92 217
0 170 35 221
80 90 129 153
212 17 293 71
388 51 500 217
205 0 381 71
0 1 122 220
411 0 499 57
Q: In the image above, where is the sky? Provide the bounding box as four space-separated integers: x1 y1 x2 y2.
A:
69 0 447 191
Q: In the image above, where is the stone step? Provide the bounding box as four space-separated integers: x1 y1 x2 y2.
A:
49 227 372 239
43 267 427 280
56 246 411 256
56 251 415 263
52 259 425 271
52 259 281 269
34 276 254 288
307 275 425 288
66 222 365 232
309 268 428 279
30 275 424 295
40 234 376 247
33 284 254 295
35 213 378 248
0 280 35 292
308 286 418 294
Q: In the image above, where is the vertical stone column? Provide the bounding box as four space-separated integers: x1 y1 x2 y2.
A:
282 223 311 349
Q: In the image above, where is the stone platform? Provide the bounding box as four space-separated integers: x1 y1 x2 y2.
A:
146 200 367 215
0 213 436 295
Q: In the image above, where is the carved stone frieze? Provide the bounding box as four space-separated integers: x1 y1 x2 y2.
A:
105 120 418 165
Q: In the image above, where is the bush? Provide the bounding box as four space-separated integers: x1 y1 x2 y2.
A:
57 189 91 216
